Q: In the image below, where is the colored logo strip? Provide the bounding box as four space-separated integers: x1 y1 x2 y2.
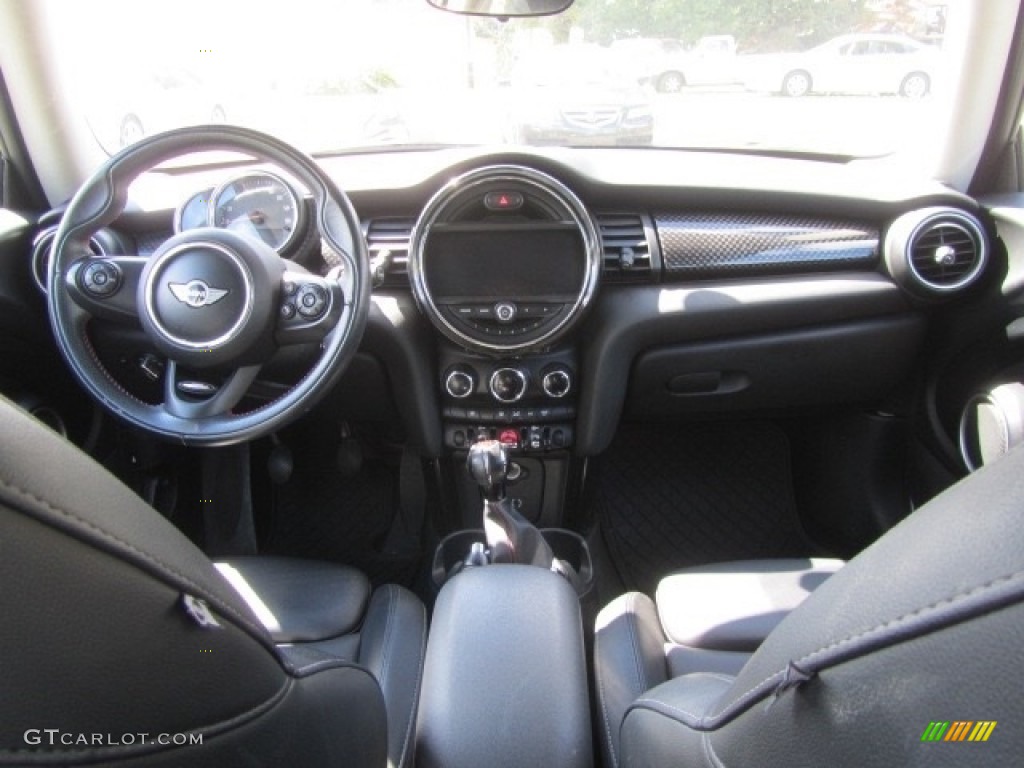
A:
969 722 997 742
921 721 996 742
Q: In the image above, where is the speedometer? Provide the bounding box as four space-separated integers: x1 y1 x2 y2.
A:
209 172 303 252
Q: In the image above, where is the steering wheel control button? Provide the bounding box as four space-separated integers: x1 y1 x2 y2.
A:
280 302 297 320
296 283 329 320
542 365 573 398
283 280 298 297
445 366 476 399
81 261 122 297
484 190 525 212
490 368 528 403
494 302 518 324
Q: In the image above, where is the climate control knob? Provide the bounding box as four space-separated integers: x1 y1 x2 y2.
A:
444 365 476 399
541 365 573 399
490 367 528 403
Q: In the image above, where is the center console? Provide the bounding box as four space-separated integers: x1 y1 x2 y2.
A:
415 440 594 768
440 346 577 454
416 565 592 768
406 163 600 532
407 165 599 766
439 343 578 528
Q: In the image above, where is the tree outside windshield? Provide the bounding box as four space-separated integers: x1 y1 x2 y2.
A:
42 0 954 158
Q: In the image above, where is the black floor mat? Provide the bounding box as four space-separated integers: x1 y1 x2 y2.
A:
591 421 817 595
260 427 420 589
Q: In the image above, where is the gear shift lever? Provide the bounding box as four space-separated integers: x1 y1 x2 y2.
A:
467 440 556 567
466 439 508 502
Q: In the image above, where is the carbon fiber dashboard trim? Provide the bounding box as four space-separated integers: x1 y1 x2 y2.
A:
656 213 878 278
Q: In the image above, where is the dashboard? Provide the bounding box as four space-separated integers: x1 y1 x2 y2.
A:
19 145 1000 469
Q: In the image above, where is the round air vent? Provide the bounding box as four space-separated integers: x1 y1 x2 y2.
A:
959 383 1024 472
31 227 108 293
884 207 988 297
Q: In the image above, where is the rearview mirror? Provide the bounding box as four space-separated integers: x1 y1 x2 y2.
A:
426 0 573 18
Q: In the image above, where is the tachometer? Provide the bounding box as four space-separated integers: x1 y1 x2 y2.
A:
173 187 214 233
209 172 303 252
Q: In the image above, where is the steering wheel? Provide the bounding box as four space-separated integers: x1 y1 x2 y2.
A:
47 126 370 446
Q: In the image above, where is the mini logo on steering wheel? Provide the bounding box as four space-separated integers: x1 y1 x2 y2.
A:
169 280 229 308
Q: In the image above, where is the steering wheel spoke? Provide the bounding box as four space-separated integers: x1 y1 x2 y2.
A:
64 256 146 321
275 270 346 346
162 360 262 420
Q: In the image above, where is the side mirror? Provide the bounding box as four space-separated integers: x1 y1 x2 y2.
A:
425 0 573 18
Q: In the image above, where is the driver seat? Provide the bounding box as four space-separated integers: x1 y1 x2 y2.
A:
0 394 425 767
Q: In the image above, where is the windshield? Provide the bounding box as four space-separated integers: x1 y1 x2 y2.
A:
40 0 960 160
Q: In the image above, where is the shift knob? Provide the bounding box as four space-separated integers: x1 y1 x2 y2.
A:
467 439 508 501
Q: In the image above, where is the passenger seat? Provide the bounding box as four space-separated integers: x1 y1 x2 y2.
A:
594 559 842 768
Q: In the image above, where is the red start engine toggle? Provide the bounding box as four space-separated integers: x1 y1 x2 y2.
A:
498 428 520 448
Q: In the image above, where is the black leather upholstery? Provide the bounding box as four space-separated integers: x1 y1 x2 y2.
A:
417 565 593 768
215 557 428 768
594 559 840 768
213 556 371 643
0 395 425 766
656 558 843 651
598 447 1024 766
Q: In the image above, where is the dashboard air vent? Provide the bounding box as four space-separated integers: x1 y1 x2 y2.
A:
31 227 107 294
909 220 979 288
884 207 988 298
365 217 414 287
597 213 657 282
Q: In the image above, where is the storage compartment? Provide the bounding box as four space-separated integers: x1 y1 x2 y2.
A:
416 565 592 768
626 315 925 416
431 529 486 588
431 528 593 598
540 528 594 598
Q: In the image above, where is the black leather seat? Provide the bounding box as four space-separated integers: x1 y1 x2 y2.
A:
0 395 425 767
595 447 1024 766
595 558 843 767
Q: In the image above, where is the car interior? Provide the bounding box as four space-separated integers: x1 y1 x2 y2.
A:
2 0 1024 765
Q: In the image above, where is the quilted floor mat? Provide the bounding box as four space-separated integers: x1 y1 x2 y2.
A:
591 421 817 595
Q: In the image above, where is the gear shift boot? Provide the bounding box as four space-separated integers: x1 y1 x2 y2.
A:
469 439 558 568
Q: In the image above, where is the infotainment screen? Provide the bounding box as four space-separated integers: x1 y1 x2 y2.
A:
423 227 586 299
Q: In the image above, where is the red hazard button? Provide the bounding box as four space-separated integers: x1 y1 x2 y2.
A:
484 190 524 211
498 428 520 448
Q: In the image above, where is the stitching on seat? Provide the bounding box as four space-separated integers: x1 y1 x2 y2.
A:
594 623 620 768
395 595 427 768
290 657 351 677
375 585 399 765
0 675 292 758
702 731 726 768
719 568 1024 722
377 585 398 688
621 694 728 763
627 593 648 693
631 696 708 722
0 476 270 645
704 673 737 684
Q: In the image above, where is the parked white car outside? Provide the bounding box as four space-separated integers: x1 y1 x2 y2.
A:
742 33 937 97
